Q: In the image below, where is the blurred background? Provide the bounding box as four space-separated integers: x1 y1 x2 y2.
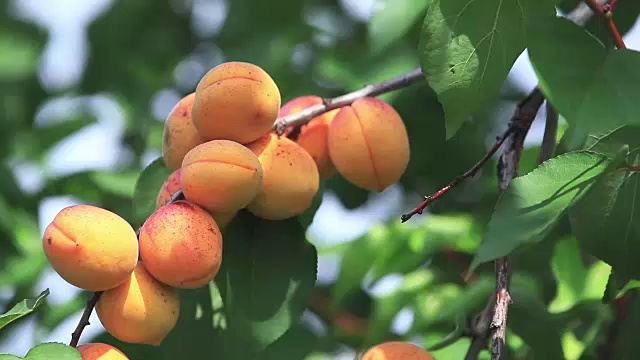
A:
0 0 639 359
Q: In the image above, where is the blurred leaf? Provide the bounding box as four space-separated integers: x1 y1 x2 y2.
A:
528 17 640 137
419 0 555 137
368 0 430 54
219 211 317 353
1 343 80 360
570 152 640 280
298 183 324 230
40 295 87 331
609 292 640 359
21 116 97 160
549 237 589 312
509 287 565 360
90 171 138 198
364 269 434 346
0 289 48 330
585 125 640 159
470 151 610 272
132 158 171 227
259 324 319 360
323 175 369 210
0 32 39 81
332 222 406 309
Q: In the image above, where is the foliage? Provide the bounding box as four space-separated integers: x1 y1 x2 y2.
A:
0 0 639 359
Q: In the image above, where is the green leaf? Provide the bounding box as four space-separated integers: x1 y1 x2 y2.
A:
528 17 640 137
364 269 435 346
368 0 430 54
418 0 555 137
585 125 640 159
509 287 565 360
219 211 317 353
0 289 49 330
0 32 39 81
3 343 82 360
470 151 610 272
609 292 640 359
569 153 640 280
132 157 171 226
297 182 324 230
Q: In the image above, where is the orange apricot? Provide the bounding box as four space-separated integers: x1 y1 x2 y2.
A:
162 93 204 170
139 201 223 288
155 168 182 209
361 341 435 360
42 205 138 292
328 97 409 192
246 133 319 220
96 262 180 346
77 343 129 360
181 140 263 213
192 61 281 144
280 96 339 178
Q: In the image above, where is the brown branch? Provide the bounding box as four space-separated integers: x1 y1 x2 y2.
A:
69 291 102 347
586 0 627 49
539 102 558 164
401 130 512 222
273 68 425 135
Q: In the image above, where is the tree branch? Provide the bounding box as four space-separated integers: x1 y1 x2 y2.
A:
69 291 102 347
586 0 627 49
539 102 558 164
273 68 425 135
401 130 512 222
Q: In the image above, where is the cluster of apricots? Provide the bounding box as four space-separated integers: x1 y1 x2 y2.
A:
41 61 415 359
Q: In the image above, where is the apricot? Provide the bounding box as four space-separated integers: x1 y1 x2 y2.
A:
281 96 339 178
246 133 319 220
162 93 204 170
192 61 281 144
42 205 138 292
96 262 179 346
77 343 129 360
139 201 223 288
181 140 263 213
328 97 409 192
155 168 182 209
361 341 435 360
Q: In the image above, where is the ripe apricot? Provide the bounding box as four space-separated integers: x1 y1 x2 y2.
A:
139 201 223 288
328 97 409 192
181 140 263 213
96 262 179 346
42 205 138 292
155 168 181 209
361 341 435 360
246 133 319 220
162 93 204 170
193 61 281 144
281 96 339 178
77 343 129 360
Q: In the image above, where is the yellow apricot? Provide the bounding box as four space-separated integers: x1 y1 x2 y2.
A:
96 262 179 346
42 205 138 292
246 133 319 220
162 93 204 170
328 97 409 192
77 343 129 360
181 140 263 213
192 61 281 144
139 201 223 288
155 168 182 209
361 341 435 360
281 96 339 178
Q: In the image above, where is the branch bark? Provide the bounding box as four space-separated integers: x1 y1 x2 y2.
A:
539 102 558 164
69 291 102 347
273 68 424 135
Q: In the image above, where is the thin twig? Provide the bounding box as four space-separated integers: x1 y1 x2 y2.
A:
273 68 424 135
69 292 102 347
539 102 558 164
586 0 627 49
168 189 185 203
400 130 512 222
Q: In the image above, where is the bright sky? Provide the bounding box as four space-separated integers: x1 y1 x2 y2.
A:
2 0 640 358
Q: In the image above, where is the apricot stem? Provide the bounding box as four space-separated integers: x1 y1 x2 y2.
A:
70 291 102 347
273 68 424 135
